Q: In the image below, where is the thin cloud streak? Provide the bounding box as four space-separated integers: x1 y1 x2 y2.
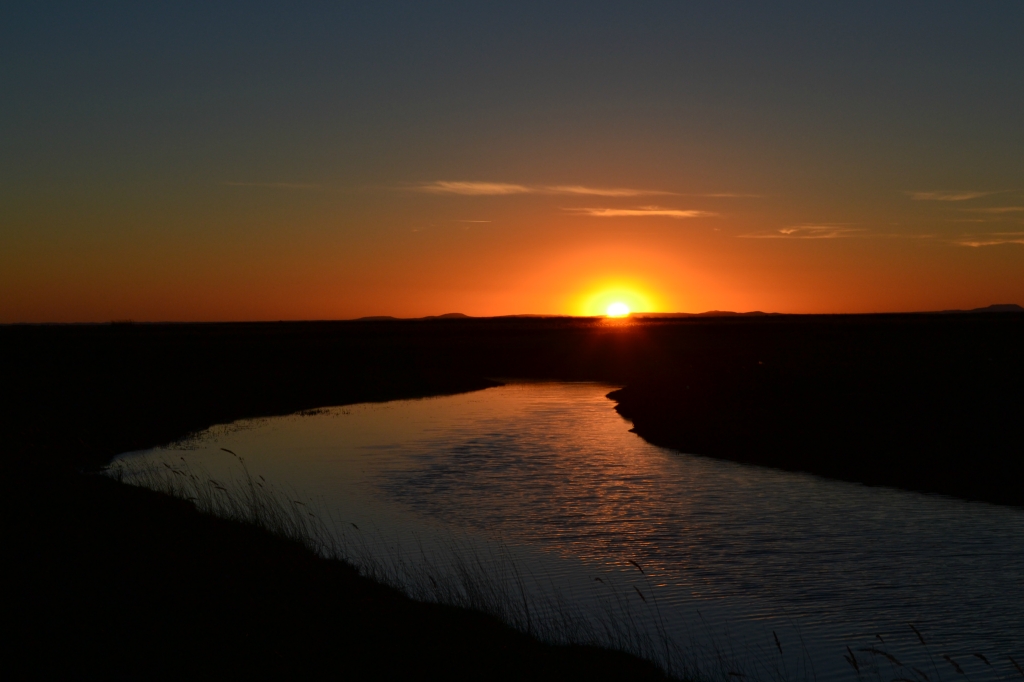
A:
908 190 997 201
416 181 532 195
739 225 861 239
544 185 676 197
225 181 321 189
962 206 1024 214
412 181 676 197
692 192 765 198
565 206 715 218
954 231 1024 247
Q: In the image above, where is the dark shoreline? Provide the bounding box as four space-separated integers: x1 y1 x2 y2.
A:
3 322 674 678
5 314 1022 676
605 313 1024 507
7 398 665 677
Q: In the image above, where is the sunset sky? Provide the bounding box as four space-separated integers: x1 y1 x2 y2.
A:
2 2 1022 321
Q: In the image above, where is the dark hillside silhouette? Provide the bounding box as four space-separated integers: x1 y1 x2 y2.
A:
607 313 1024 505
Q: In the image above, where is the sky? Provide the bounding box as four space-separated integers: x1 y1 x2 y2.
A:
2 2 1023 321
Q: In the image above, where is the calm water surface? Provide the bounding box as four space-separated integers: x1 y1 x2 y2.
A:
117 382 1024 680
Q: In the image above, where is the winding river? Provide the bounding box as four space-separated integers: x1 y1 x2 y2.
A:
114 381 1024 681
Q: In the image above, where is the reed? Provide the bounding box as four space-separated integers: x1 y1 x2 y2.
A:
108 451 340 560
837 621 1023 682
106 453 753 680
107 454 1021 682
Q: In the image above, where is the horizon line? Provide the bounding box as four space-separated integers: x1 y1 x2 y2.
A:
4 304 1021 326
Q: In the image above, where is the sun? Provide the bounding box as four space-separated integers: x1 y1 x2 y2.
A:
606 302 630 317
574 282 658 317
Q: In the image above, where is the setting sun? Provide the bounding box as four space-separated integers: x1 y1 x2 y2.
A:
575 284 660 317
606 302 630 317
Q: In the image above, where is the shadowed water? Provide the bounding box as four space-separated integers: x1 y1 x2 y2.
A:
115 382 1024 680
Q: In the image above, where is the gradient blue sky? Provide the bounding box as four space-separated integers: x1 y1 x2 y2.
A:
3 2 1022 320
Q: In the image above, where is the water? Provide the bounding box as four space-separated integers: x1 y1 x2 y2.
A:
114 381 1024 680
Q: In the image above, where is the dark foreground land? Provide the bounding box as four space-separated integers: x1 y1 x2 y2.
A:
609 313 1024 506
4 313 1023 677
3 323 664 680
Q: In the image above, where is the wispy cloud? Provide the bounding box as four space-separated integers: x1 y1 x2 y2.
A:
739 224 861 239
415 181 533 195
411 180 675 197
225 181 321 189
961 206 1024 214
954 231 1024 247
691 192 765 198
907 190 999 201
544 185 676 197
565 206 715 218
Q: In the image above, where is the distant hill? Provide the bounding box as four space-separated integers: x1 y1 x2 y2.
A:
354 312 577 321
353 313 472 321
943 303 1024 314
634 310 780 318
353 305 1021 322
354 310 775 321
493 314 581 319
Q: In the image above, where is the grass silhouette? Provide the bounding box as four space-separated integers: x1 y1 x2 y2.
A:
109 449 1023 682
108 452 761 681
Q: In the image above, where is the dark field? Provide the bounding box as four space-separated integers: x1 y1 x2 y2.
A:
4 313 1022 677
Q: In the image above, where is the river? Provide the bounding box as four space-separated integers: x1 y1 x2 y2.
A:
112 381 1024 681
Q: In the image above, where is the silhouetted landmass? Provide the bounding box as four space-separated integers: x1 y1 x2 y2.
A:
355 312 588 321
635 310 780 318
2 324 663 679
640 304 1024 318
354 312 473 321
607 312 1024 506
4 311 1023 675
494 314 585 319
941 303 1024 314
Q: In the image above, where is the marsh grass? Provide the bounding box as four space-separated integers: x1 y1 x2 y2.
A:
835 622 1024 682
107 452 754 680
106 453 1020 682
109 449 339 557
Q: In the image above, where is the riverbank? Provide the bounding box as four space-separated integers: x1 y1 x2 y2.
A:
3 323 666 679
607 312 1024 506
11 472 671 679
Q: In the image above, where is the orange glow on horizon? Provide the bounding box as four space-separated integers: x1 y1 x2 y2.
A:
3 190 1022 322
574 281 662 317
